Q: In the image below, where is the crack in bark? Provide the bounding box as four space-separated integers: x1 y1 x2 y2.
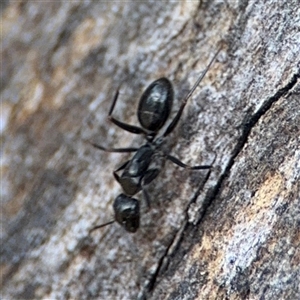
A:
139 69 300 299
197 69 300 225
137 230 179 300
139 171 212 299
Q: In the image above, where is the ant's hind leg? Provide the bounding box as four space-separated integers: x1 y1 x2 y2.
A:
108 89 120 116
140 168 160 208
142 169 160 185
108 90 148 135
142 189 151 209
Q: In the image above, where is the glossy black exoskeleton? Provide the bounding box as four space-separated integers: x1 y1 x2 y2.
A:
138 78 173 132
113 194 140 233
91 194 140 233
90 48 220 233
113 144 157 197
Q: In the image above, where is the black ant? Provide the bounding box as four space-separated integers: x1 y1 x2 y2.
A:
90 48 220 233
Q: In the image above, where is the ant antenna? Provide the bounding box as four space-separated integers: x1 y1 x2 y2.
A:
89 220 115 234
185 46 221 101
163 46 221 138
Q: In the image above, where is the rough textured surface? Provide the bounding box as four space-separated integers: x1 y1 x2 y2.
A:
1 1 299 300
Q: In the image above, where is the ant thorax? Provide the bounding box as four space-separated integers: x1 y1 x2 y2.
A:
148 143 166 174
152 136 165 148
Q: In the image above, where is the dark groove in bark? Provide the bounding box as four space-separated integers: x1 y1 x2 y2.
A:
198 70 300 225
143 70 300 299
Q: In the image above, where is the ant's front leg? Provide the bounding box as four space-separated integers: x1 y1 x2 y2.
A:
113 160 131 183
141 168 160 208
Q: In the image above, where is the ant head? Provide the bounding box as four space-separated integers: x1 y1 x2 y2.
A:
89 194 140 234
113 194 140 233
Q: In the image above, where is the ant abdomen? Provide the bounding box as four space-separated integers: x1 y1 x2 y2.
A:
138 78 174 132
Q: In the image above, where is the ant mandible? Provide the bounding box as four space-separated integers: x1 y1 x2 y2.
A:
90 47 220 233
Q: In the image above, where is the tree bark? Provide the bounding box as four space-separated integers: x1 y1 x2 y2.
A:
1 1 299 299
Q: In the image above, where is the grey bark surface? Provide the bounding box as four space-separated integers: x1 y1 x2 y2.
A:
1 1 299 300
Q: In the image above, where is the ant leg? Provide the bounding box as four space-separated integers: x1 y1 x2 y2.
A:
108 90 149 135
109 116 147 134
141 168 160 208
163 47 221 138
108 89 120 116
166 154 211 170
90 142 138 153
143 168 160 185
142 189 150 208
113 160 131 183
